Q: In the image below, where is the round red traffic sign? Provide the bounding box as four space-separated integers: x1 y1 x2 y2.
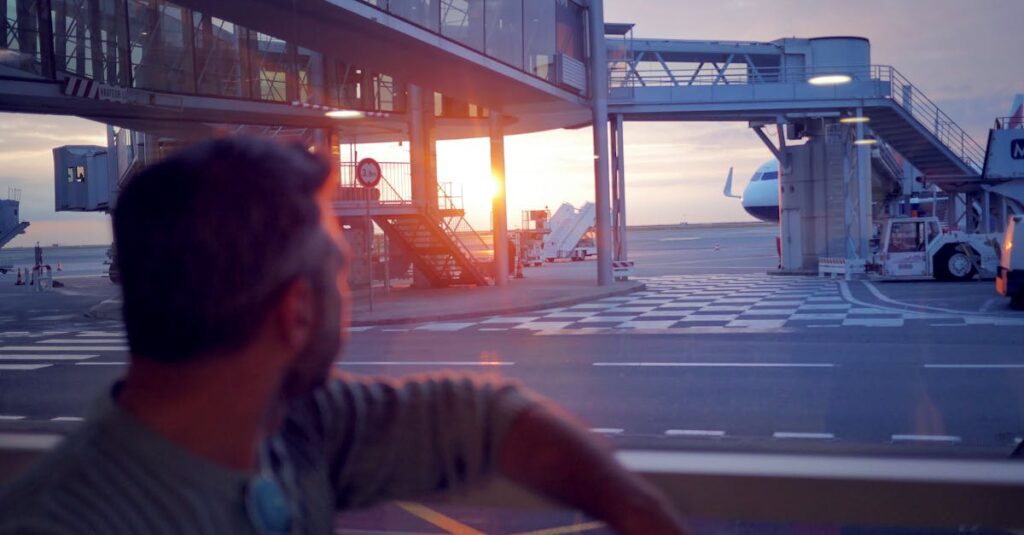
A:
355 158 382 188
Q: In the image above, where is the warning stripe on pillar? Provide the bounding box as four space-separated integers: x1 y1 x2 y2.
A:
63 76 98 99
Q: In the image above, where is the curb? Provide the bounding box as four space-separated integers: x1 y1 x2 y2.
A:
350 281 646 327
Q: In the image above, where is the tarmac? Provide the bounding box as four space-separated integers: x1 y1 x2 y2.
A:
38 260 643 325
348 261 642 326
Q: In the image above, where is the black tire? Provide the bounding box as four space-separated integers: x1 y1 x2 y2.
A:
933 244 977 282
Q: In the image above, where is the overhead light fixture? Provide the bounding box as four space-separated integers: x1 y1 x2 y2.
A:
853 138 878 145
840 116 870 124
325 109 365 119
808 74 852 86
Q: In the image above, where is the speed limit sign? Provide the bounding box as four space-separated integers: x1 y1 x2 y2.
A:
355 158 382 187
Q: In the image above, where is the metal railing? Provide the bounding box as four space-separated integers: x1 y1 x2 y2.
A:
608 61 985 174
877 65 986 172
336 161 410 205
994 116 1024 129
436 182 493 263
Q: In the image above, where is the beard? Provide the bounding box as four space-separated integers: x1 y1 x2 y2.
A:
278 280 344 401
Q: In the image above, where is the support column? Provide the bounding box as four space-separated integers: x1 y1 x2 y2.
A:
611 113 627 261
490 113 509 286
855 108 872 259
408 84 438 288
589 0 613 286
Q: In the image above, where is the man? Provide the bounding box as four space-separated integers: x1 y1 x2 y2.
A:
0 137 684 534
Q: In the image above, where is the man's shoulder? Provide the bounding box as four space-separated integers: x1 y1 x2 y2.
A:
0 426 109 532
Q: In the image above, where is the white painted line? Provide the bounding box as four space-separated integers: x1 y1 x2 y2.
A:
75 361 125 366
593 362 834 368
923 364 1024 369
75 332 125 337
337 361 513 366
0 415 25 420
347 326 372 333
774 432 835 440
891 434 961 443
0 354 98 361
0 364 52 370
51 416 85 422
0 346 126 351
590 428 624 434
414 323 476 332
39 339 123 344
478 328 509 332
381 328 409 332
665 429 725 437
0 432 63 450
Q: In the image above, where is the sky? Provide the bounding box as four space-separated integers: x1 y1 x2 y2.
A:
2 0 1023 246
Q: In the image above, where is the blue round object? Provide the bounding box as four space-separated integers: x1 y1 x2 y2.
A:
245 475 292 534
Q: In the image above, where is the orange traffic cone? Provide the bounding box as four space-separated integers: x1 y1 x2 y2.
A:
15 268 24 285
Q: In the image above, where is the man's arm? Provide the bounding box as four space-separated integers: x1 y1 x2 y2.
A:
500 404 687 535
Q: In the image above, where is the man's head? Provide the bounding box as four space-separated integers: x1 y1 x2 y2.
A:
113 136 349 399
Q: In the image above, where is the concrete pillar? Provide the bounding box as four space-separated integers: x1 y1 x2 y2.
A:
855 108 872 259
407 85 438 212
589 0 613 286
490 113 509 286
611 113 628 261
408 84 438 288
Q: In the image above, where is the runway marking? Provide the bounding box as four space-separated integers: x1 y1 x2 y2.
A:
50 416 84 422
590 428 624 434
39 338 123 344
593 362 833 368
478 328 509 332
923 364 1024 369
75 361 125 366
395 501 485 535
891 434 961 443
665 429 725 437
381 328 409 332
511 521 606 535
346 326 372 333
863 280 979 316
773 432 835 440
336 361 513 367
0 354 98 361
0 346 126 351
0 433 62 449
75 332 124 337
0 364 52 370
0 415 25 420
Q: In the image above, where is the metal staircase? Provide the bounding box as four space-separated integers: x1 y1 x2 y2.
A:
332 163 491 287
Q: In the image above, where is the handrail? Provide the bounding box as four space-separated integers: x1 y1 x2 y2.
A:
607 61 985 174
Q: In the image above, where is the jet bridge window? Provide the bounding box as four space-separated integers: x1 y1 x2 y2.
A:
66 166 86 183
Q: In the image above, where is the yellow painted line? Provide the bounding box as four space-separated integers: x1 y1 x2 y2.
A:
511 521 606 535
395 502 486 535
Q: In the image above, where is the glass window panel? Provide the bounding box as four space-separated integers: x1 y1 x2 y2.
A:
524 0 556 81
485 0 523 67
193 14 244 98
441 0 483 51
554 0 585 62
389 0 439 32
127 0 193 92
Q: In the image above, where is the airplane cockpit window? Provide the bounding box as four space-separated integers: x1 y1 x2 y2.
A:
760 171 778 180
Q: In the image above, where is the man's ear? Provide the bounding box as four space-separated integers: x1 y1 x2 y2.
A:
275 277 315 353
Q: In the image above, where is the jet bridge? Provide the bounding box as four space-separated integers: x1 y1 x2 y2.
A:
603 32 999 273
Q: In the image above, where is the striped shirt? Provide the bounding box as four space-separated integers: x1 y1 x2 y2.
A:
0 373 534 534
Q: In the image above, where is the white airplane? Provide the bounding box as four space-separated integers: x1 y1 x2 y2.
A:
723 94 1024 224
723 160 779 223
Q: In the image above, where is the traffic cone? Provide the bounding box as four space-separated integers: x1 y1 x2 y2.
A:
714 242 720 251
15 268 23 285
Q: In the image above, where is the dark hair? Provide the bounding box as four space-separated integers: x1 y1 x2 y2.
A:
113 136 332 362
